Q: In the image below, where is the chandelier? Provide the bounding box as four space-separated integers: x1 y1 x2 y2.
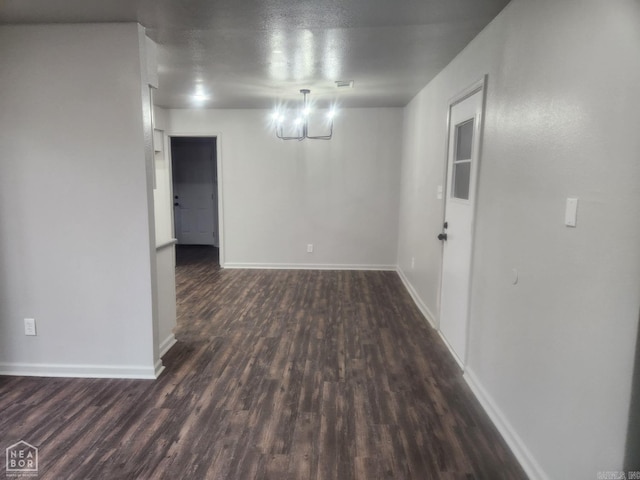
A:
272 89 336 140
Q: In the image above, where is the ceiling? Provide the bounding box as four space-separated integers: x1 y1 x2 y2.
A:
0 0 510 109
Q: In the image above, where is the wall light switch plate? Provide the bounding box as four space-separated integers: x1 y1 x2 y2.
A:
307 244 314 253
565 197 578 227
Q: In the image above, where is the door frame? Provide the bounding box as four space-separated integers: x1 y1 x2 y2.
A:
168 133 225 266
438 75 487 368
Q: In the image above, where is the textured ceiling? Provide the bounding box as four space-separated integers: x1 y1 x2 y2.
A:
0 0 510 109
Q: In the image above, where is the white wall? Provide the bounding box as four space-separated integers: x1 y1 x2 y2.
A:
0 23 160 378
397 1 640 478
152 106 178 357
168 108 402 269
153 107 174 244
155 245 177 357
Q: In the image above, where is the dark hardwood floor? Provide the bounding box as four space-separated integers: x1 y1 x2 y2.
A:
0 246 527 479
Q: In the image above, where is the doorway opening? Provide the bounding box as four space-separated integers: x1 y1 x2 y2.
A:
170 136 220 268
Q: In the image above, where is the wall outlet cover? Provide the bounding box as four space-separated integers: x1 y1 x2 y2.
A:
24 318 37 336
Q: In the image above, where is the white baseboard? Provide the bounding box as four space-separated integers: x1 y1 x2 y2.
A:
154 359 165 378
158 334 177 358
437 330 464 370
464 368 549 480
396 268 463 369
0 362 159 379
396 267 464 367
396 267 538 478
396 267 438 329
222 262 397 271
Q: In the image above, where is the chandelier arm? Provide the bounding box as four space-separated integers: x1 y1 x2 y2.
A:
275 124 304 141
274 89 333 140
306 119 333 140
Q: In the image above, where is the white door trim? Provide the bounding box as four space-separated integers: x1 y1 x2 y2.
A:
439 75 488 369
168 132 225 266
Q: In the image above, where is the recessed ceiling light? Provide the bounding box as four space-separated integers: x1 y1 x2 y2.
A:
191 84 210 104
335 80 354 88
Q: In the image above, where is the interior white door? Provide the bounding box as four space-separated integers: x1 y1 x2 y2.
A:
439 87 484 365
172 139 216 245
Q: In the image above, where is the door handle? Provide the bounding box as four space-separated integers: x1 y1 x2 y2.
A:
438 220 448 241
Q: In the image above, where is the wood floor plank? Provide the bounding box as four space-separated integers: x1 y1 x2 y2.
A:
0 245 528 479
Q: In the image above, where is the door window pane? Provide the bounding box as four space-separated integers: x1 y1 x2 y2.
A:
453 162 470 200
452 118 473 200
456 119 474 160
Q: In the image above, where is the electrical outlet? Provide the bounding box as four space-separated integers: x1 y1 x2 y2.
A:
307 244 314 253
24 318 37 336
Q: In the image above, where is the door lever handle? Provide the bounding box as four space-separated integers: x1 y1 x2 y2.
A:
437 233 448 241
